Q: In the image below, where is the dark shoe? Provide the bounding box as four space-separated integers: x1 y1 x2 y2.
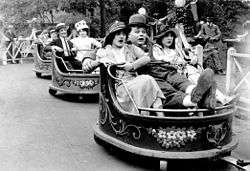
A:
191 68 214 103
222 94 239 106
217 70 226 75
197 80 217 109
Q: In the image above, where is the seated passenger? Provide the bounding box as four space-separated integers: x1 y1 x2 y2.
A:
47 28 58 44
67 27 78 40
42 28 58 60
71 20 102 62
127 14 217 110
82 21 165 116
45 23 82 70
153 25 236 106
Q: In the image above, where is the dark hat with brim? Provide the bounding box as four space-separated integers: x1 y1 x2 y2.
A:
128 14 148 28
103 21 127 47
55 23 69 32
154 25 177 40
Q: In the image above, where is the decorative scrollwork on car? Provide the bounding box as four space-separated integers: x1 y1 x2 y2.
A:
55 77 71 87
206 122 229 148
109 115 141 140
55 77 99 89
148 126 203 149
99 94 108 125
99 94 141 139
72 79 99 89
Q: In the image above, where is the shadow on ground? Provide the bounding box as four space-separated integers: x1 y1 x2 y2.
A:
50 93 99 103
94 135 239 171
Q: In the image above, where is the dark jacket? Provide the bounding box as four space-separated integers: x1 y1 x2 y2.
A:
48 37 76 60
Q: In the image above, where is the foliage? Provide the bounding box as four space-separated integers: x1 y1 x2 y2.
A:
0 0 249 38
196 0 250 38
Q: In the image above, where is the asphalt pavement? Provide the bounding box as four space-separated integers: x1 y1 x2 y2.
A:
0 62 249 171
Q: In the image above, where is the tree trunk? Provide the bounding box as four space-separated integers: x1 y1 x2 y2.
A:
99 0 105 37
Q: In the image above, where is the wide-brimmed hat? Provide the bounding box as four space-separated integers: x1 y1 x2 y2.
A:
103 21 127 46
128 14 148 28
55 23 69 32
75 20 89 31
154 24 177 40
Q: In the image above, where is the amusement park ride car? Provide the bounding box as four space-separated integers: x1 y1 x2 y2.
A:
32 43 52 78
48 50 100 96
93 64 242 170
93 0 250 170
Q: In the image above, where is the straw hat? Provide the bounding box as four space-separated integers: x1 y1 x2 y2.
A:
103 21 127 46
154 24 177 40
55 23 68 32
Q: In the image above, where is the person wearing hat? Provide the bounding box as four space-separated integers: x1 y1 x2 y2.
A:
153 24 236 106
40 28 58 60
195 17 225 75
70 20 102 62
127 14 150 52
153 25 199 80
83 20 165 116
47 23 82 70
48 28 58 43
127 14 219 110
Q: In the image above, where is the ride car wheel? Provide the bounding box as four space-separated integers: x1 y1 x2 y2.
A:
49 88 57 96
36 72 42 78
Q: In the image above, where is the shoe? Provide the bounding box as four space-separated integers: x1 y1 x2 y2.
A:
191 68 214 103
197 80 217 109
217 70 226 75
222 94 239 106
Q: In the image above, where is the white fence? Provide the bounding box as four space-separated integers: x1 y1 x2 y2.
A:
226 47 250 112
0 38 34 65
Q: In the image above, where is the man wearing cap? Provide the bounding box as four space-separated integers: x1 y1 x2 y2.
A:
127 14 217 110
71 20 102 62
47 23 82 70
195 17 225 75
127 14 150 52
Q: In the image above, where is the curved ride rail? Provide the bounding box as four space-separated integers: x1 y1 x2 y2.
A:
48 51 100 95
32 44 52 77
94 64 238 163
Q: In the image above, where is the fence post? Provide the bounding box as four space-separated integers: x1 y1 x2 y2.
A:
226 47 236 95
0 49 7 65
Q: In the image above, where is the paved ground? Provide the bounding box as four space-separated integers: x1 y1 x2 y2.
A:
0 62 250 171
